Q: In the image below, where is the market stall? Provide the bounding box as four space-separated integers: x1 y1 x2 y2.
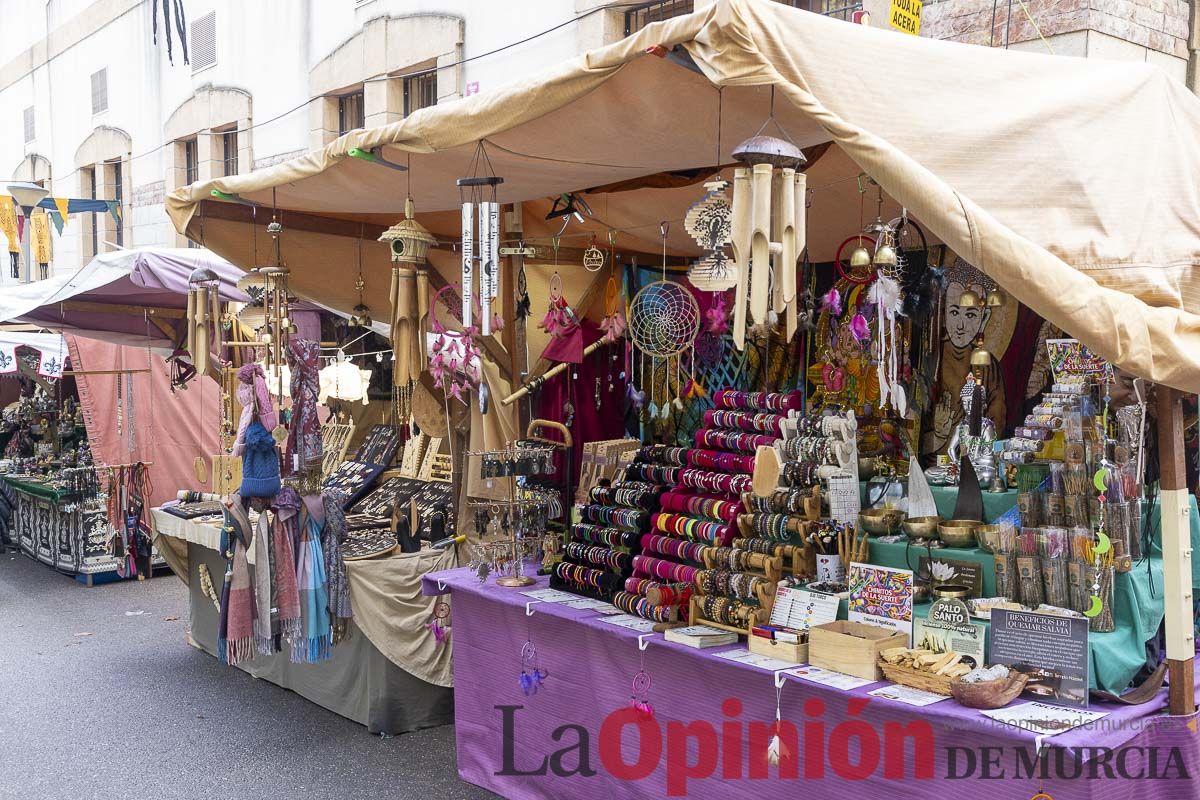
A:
162 0 1199 794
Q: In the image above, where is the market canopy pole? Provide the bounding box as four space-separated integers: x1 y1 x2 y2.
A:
1156 385 1196 716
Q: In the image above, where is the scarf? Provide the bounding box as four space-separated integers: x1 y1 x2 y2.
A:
219 500 256 666
251 509 274 654
234 363 278 456
271 488 303 643
286 339 323 475
293 496 332 663
322 490 353 633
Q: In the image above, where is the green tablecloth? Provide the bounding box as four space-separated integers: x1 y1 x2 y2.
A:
2 475 68 502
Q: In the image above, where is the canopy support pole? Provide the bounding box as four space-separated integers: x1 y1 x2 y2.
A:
1156 385 1196 716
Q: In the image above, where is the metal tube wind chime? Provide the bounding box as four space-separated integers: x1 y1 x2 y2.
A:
457 146 504 338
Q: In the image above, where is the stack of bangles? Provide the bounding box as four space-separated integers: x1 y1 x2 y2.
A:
640 533 709 562
696 428 777 452
658 492 740 521
687 449 756 474
625 464 681 484
780 460 821 487
589 482 660 510
706 545 753 571
650 513 730 544
734 537 783 556
564 542 632 572
781 436 832 465
647 583 691 606
700 595 753 626
611 591 675 623
637 445 689 467
571 523 639 549
703 409 784 435
625 576 662 597
744 489 810 514
555 561 613 592
694 569 766 600
795 416 827 437
749 512 794 541
579 505 646 530
633 554 699 584
713 389 803 412
679 469 752 495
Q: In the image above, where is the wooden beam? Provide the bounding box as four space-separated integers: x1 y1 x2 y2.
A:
1156 385 1197 716
59 300 185 319
148 317 178 345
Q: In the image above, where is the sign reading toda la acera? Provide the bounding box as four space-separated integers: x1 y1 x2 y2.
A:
889 0 922 35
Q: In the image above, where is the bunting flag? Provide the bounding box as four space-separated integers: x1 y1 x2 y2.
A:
0 342 16 374
38 346 64 379
15 213 25 243
31 212 51 265
107 200 121 223
0 199 18 253
48 211 65 236
53 196 70 222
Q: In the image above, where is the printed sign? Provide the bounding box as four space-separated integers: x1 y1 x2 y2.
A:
1046 338 1111 382
913 598 986 670
769 585 840 632
991 608 1090 708
848 562 914 644
920 555 984 597
889 0 922 35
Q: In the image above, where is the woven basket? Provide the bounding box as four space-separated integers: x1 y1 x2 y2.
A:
878 661 954 696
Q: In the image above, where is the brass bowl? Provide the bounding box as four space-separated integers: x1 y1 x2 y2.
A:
903 515 942 540
932 583 972 599
858 508 904 536
975 524 1001 554
938 519 980 548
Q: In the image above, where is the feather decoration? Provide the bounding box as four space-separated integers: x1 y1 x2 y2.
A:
868 275 904 317
821 288 842 316
849 313 871 343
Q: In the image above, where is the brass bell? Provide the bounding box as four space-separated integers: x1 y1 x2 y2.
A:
849 246 872 268
970 344 993 367
872 243 897 268
986 289 1006 307
957 289 982 308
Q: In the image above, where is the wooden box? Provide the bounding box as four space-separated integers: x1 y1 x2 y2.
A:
748 632 808 664
808 620 908 681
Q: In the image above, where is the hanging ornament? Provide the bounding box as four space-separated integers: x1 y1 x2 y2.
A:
685 179 737 291
457 143 504 336
426 600 451 644
186 266 221 380
583 236 605 272
518 640 548 696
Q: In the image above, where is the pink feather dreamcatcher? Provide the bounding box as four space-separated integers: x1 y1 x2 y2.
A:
428 283 496 405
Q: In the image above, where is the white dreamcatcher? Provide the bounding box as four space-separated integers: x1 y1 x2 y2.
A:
628 224 701 420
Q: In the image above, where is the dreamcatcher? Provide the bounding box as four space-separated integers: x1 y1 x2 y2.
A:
428 284 483 405
628 224 701 420
595 243 626 411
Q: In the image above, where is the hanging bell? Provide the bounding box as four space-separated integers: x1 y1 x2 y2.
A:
872 243 897 268
849 246 872 269
986 289 1007 307
957 289 983 308
970 343 993 367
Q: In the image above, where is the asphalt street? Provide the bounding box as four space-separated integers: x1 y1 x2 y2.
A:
0 550 497 800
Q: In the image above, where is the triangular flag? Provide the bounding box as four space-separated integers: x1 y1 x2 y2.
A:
48 211 65 235
107 200 121 223
53 196 70 221
16 214 25 242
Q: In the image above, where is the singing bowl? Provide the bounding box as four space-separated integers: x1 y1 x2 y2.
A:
858 508 904 536
903 516 942 540
938 520 981 548
932 583 972 600
975 524 1001 554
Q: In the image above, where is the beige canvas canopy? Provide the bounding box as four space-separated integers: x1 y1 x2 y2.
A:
167 0 1200 393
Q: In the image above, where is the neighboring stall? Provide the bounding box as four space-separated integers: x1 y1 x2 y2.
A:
162 0 1199 795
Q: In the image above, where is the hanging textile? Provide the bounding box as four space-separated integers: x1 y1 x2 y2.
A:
322 489 353 636
233 363 278 456
271 489 303 643
294 495 332 663
285 338 322 476
218 498 256 666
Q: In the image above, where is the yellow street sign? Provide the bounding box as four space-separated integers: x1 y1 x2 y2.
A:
889 0 922 35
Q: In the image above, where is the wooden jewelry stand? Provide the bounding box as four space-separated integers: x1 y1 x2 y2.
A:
688 594 771 637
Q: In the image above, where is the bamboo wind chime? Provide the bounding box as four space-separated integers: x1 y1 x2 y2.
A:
729 127 808 350
186 267 223 378
379 196 438 424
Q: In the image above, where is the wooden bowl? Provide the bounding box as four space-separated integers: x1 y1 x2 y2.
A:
903 515 942 540
859 508 904 536
938 519 980 548
950 671 1029 709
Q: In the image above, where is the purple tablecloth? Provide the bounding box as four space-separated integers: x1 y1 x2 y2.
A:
426 567 1200 800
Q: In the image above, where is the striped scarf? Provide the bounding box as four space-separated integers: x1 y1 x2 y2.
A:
293 496 331 663
271 489 303 645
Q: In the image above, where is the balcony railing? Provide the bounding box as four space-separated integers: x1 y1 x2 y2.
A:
624 0 864 36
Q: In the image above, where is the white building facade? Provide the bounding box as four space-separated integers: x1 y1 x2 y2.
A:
1 0 1193 284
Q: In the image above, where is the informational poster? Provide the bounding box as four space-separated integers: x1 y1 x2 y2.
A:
913 598 986 670
888 0 922 35
1046 338 1111 382
769 585 840 632
848 562 913 644
991 609 1090 708
920 556 984 597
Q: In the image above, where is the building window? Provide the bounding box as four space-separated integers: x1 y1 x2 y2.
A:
403 71 437 116
23 107 34 142
91 68 108 114
183 138 198 184
221 129 238 176
107 159 124 247
624 0 694 35
338 92 364 135
191 11 217 72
